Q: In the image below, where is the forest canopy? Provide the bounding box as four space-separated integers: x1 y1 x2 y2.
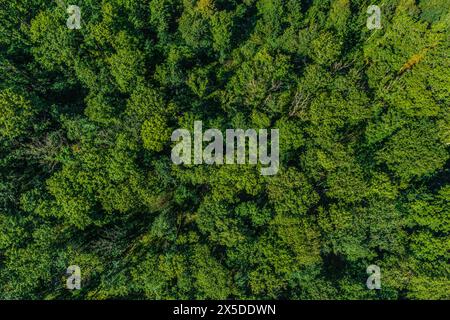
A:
0 0 449 299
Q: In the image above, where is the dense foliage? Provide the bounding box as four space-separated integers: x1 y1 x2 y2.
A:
0 0 449 299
